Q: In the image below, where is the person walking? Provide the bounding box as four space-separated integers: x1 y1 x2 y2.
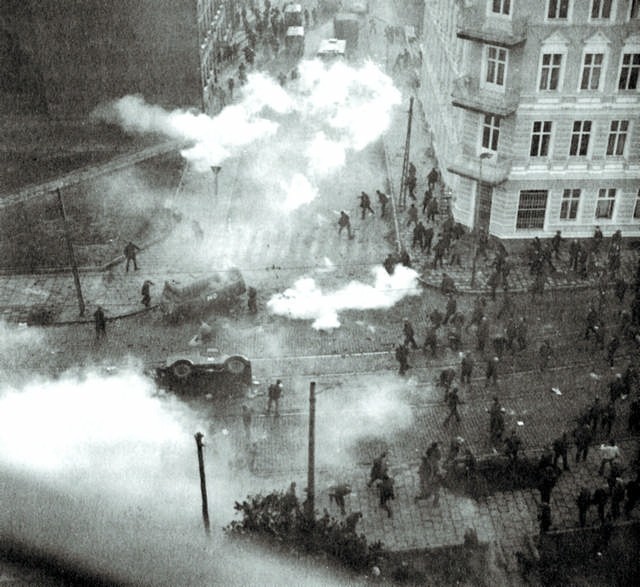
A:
538 502 552 534
485 356 499 388
359 191 375 219
423 225 434 254
460 352 474 385
552 432 570 471
577 487 591 527
93 306 106 340
504 428 522 465
141 280 154 308
426 197 439 222
427 166 439 192
488 397 505 447
573 420 592 463
376 190 389 218
592 484 609 525
123 241 140 272
606 335 620 367
328 483 352 516
476 316 489 352
443 293 457 325
338 211 354 239
551 230 563 259
423 326 438 357
266 379 283 416
443 387 462 426
368 451 389 488
395 343 410 375
378 474 395 518
241 404 252 440
403 318 419 350
422 187 432 214
407 203 419 227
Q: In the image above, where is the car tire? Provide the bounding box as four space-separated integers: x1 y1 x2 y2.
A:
225 356 247 375
172 360 193 379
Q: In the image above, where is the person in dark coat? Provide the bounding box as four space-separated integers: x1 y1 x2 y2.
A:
403 319 419 349
443 387 462 426
443 293 457 325
93 306 106 339
378 474 395 518
485 356 499 387
423 226 434 254
538 502 552 533
423 327 438 357
625 473 640 517
395 343 410 375
539 465 558 503
141 280 154 307
407 203 418 227
338 211 353 239
573 421 592 463
551 230 563 259
610 477 625 519
460 352 474 385
577 487 591 527
488 397 505 446
593 485 609 525
368 451 389 488
606 335 620 367
359 191 375 219
427 167 439 192
426 197 439 222
124 241 140 272
266 379 283 416
247 286 258 313
376 190 389 217
328 483 352 515
552 432 570 471
592 226 603 254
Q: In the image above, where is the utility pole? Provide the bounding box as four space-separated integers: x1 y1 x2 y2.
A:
55 188 85 316
194 432 210 536
305 381 316 520
471 153 493 287
211 165 221 198
398 97 414 211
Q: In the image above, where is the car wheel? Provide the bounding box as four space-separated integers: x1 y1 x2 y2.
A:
172 360 193 379
225 356 247 375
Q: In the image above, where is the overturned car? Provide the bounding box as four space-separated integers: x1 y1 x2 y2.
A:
151 347 257 397
160 268 245 322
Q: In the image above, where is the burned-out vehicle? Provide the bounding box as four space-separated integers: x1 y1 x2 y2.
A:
160 268 245 322
152 347 257 397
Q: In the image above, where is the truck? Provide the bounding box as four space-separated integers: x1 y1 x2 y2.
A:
317 38 346 61
333 12 359 56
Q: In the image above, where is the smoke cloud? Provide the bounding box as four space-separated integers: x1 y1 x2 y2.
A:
267 264 421 329
0 367 347 586
98 59 401 211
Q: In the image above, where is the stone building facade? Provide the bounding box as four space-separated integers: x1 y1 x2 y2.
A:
420 0 640 238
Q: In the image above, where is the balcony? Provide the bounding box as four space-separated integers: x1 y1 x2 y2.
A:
446 152 512 186
457 13 528 48
451 75 520 117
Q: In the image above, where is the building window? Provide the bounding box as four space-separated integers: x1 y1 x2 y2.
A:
595 188 616 219
580 53 604 90
492 0 511 15
632 0 640 18
569 121 592 156
606 120 629 156
485 45 507 87
517 190 548 229
591 0 612 19
560 189 580 220
619 53 640 90
634 189 640 219
539 53 563 90
482 115 500 151
530 121 552 157
547 0 570 19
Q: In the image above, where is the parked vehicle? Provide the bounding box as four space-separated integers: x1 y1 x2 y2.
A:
284 3 303 27
285 26 305 57
317 38 346 60
333 12 359 56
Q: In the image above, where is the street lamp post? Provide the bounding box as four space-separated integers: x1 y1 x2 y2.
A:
305 381 316 521
471 152 493 287
211 165 221 198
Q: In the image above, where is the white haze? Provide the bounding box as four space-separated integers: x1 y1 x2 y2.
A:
0 368 351 586
99 59 401 211
267 264 421 329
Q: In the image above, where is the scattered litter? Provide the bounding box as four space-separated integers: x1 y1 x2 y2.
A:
517 421 524 426
221 428 229 436
552 387 562 396
590 372 601 380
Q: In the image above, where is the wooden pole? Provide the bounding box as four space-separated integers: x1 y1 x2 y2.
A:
194 432 211 536
305 382 316 520
56 188 85 316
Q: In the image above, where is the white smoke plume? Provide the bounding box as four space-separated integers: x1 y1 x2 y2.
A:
98 59 401 210
267 264 421 330
0 368 347 586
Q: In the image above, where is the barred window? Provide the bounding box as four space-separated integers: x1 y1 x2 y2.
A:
595 188 616 219
517 190 548 229
606 120 629 156
560 189 580 220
